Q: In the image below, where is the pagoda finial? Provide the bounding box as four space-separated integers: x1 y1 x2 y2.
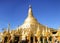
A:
46 25 48 32
37 25 40 31
29 5 32 8
28 5 33 17
8 24 10 33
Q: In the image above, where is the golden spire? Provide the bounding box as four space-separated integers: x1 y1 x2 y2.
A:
28 5 33 17
24 5 37 24
8 24 10 33
46 26 48 32
19 5 39 29
37 25 40 31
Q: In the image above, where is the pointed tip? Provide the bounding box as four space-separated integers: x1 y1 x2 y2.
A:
28 5 33 17
8 23 10 32
8 24 10 26
29 5 32 8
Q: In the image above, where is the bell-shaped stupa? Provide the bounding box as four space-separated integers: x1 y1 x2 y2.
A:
19 5 40 30
24 5 38 24
17 5 54 33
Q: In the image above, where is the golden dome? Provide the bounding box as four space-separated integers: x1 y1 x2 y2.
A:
24 5 38 24
19 5 39 29
17 5 54 34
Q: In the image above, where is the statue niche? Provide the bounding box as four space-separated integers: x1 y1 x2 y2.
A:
13 35 19 43
30 36 33 43
4 36 8 43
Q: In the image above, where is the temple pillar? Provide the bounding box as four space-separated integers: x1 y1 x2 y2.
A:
47 37 50 43
47 37 48 43
29 37 31 43
43 37 45 43
18 36 21 43
56 40 58 43
33 36 35 43
38 37 41 43
52 36 55 43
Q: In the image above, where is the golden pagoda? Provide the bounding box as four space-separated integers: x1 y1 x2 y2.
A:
0 5 60 43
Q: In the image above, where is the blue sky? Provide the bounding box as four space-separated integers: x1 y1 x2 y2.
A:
0 0 60 32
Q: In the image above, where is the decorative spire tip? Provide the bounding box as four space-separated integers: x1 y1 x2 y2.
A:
29 5 32 8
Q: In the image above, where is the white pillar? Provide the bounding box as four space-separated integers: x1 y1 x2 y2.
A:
29 37 31 43
42 28 45 43
38 38 41 43
48 29 50 33
47 37 51 43
43 37 45 43
42 29 44 36
56 40 58 43
33 36 35 43
37 38 41 43
52 37 55 43
46 26 48 32
47 37 48 43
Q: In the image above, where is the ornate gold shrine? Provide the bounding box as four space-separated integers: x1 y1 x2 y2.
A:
0 5 60 43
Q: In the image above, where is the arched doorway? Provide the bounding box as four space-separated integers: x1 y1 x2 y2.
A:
49 36 52 41
4 36 8 43
40 36 43 43
30 36 33 43
20 36 29 43
35 36 38 43
13 35 19 43
45 38 48 43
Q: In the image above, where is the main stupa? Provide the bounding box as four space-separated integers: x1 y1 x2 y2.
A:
17 5 54 33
